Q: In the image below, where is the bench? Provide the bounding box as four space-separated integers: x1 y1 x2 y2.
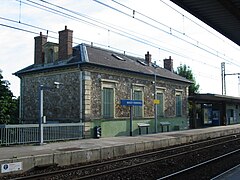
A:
160 122 171 132
137 123 150 135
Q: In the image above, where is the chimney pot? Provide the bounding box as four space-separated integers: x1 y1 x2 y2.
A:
34 32 47 64
58 26 73 60
145 51 152 66
164 56 173 72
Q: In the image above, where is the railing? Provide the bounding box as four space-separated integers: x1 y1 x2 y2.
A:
0 123 84 146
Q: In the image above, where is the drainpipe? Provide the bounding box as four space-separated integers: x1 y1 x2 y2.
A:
19 77 23 123
79 69 83 123
78 45 84 123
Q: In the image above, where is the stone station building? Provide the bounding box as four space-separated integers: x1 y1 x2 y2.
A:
15 26 192 138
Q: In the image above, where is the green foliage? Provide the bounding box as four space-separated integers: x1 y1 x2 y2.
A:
0 70 19 124
175 64 200 95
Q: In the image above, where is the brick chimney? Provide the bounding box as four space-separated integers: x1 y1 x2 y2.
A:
58 26 73 60
145 51 151 66
164 56 173 72
34 32 47 64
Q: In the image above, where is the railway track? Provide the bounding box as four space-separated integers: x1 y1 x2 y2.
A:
6 133 240 180
159 149 240 179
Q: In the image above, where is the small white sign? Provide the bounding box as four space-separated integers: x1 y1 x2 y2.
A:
1 162 22 173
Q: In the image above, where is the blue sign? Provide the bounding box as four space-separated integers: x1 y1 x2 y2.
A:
120 99 142 106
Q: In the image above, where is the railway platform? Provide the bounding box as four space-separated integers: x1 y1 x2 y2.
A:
1 124 240 176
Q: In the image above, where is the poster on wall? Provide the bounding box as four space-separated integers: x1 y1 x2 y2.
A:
212 111 220 125
204 108 212 124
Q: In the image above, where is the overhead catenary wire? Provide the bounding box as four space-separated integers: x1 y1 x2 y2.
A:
0 27 224 87
38 0 227 62
1 14 221 71
99 0 240 68
20 0 238 69
3 0 225 71
0 16 55 34
159 0 240 52
18 0 22 22
109 0 225 56
12 1 209 61
1 1 239 96
2 0 237 73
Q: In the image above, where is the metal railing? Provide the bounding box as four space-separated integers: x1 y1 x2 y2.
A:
0 123 84 146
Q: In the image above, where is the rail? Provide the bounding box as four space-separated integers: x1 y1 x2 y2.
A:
0 123 84 146
8 134 240 179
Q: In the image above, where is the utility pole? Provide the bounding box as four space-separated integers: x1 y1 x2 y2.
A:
221 62 226 95
153 61 158 133
221 62 240 95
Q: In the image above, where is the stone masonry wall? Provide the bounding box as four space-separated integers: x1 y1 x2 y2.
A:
20 65 188 124
90 67 188 120
21 69 81 123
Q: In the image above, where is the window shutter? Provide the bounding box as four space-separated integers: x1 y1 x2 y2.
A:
102 88 114 118
157 93 164 117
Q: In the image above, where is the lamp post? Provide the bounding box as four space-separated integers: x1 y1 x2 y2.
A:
38 82 62 145
39 85 44 145
153 61 158 133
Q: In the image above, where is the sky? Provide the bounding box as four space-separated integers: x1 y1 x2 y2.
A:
1 0 240 97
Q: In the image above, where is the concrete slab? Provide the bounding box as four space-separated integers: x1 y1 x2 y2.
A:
135 142 145 152
71 150 87 164
124 143 136 155
101 146 114 160
54 151 72 166
144 141 154 151
85 148 101 162
34 154 54 167
15 156 34 173
113 145 127 157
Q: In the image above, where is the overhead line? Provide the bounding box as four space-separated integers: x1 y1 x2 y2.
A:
2 0 228 70
17 1 198 62
110 0 237 65
159 0 240 52
95 0 240 68
36 0 226 68
24 0 237 67
0 23 38 35
0 21 221 81
0 16 55 34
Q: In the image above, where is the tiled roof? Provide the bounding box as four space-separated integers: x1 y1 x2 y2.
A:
85 44 192 84
14 43 192 84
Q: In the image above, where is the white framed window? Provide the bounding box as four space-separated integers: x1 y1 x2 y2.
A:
101 79 118 118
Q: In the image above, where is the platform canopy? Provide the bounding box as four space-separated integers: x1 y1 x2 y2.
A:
188 93 240 104
170 0 240 46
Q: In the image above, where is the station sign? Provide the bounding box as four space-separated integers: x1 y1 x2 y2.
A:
120 99 142 106
154 99 160 104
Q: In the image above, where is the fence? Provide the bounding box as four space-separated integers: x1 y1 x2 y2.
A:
0 123 84 146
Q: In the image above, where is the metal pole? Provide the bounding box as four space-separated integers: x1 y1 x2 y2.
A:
154 62 158 133
221 62 225 95
130 106 133 136
39 85 44 145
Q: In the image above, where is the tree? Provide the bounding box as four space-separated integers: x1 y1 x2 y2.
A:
175 64 200 95
0 70 19 124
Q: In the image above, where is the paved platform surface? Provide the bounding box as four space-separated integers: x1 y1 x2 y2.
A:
1 125 240 175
